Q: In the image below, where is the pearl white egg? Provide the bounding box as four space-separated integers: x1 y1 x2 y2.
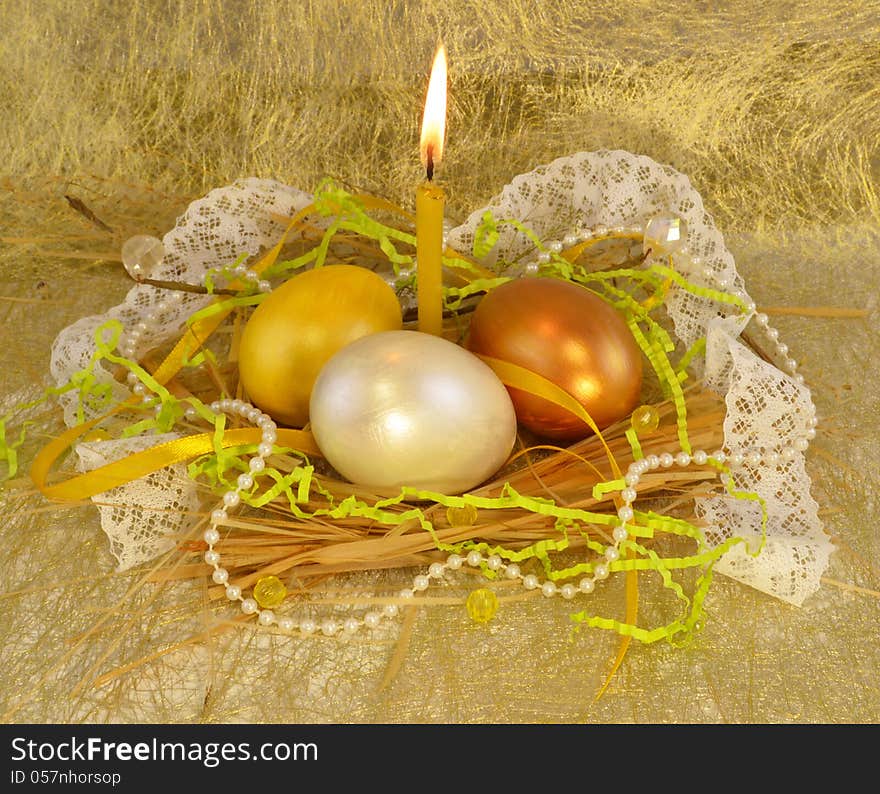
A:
309 330 517 494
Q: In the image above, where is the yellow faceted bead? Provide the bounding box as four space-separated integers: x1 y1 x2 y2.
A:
630 404 660 435
253 575 287 609
465 588 499 624
446 503 479 527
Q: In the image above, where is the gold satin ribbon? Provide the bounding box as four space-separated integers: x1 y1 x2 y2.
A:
476 355 624 480
32 424 321 501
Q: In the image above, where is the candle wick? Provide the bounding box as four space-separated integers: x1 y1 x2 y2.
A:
426 145 435 182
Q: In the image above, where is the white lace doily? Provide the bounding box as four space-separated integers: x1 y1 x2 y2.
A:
48 151 831 605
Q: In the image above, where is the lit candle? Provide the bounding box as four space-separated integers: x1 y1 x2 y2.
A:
416 40 447 336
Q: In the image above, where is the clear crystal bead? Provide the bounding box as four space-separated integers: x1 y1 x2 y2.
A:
642 214 687 256
121 235 165 280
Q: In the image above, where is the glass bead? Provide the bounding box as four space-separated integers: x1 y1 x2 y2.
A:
253 575 287 609
446 503 478 527
121 235 165 280
631 405 660 435
643 214 687 256
465 588 499 624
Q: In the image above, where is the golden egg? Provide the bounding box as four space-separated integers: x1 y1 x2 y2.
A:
467 277 643 441
238 265 402 427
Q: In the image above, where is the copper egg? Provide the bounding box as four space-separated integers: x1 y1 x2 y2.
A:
466 277 643 441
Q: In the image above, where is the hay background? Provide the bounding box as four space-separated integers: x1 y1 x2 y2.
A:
1 0 879 723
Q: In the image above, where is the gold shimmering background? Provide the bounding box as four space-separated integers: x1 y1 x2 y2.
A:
1 0 879 723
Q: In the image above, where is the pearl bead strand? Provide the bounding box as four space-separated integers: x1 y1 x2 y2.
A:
118 219 815 635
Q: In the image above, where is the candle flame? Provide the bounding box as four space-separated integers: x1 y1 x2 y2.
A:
419 40 447 179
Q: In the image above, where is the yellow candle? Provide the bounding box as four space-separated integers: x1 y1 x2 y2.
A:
416 179 445 336
417 40 447 336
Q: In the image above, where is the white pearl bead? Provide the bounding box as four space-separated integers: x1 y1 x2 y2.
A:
364 612 381 629
767 328 779 342
257 442 273 457
225 584 241 600
561 583 577 599
446 554 463 570
593 563 610 580
249 456 266 472
184 406 197 419
262 428 277 444
222 490 241 508
675 452 691 466
729 453 744 467
712 450 726 463
383 604 399 618
237 473 254 490
211 568 229 584
645 455 659 469
537 252 551 264
258 610 275 626
563 234 578 247
487 555 503 571
132 383 146 395
777 342 789 356
624 472 640 487
413 575 429 591
805 428 816 440
343 618 360 634
659 453 674 468
692 450 708 465
241 598 258 614
204 550 220 565
579 578 595 594
523 574 539 590
278 617 295 632
746 450 762 466
321 619 338 636
547 240 563 253
300 618 317 634
621 487 637 502
428 563 445 578
618 506 634 522
794 437 809 451
246 407 262 422
782 446 797 461
605 547 620 562
210 508 227 525
219 399 232 411
203 527 220 545
766 451 780 465
399 588 414 599
505 563 521 579
612 526 629 542
466 551 483 567
755 313 768 326
230 399 244 413
258 280 272 293
541 581 557 597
